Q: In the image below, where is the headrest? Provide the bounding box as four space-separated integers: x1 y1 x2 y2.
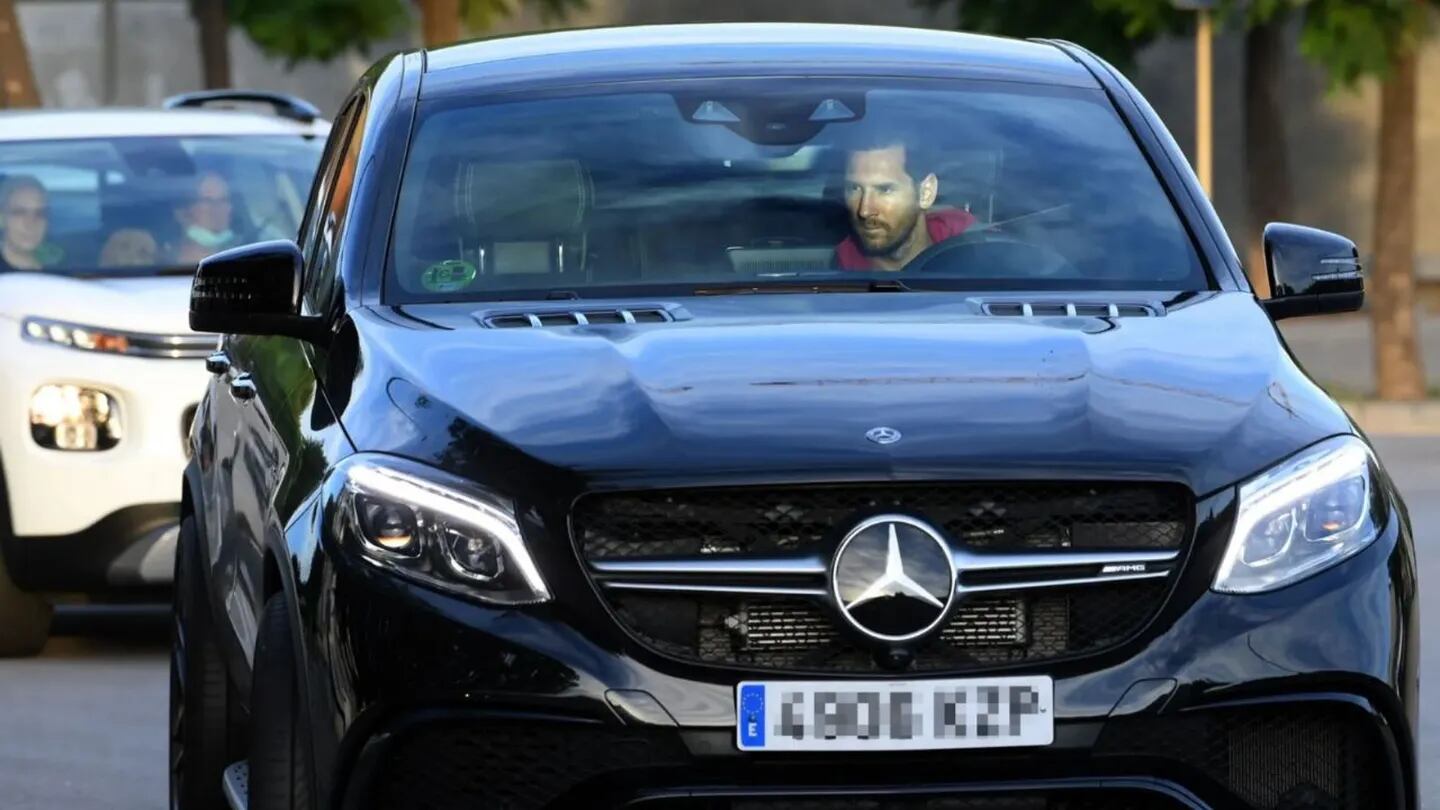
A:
455 159 592 241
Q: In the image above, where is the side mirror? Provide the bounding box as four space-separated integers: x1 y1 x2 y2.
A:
189 240 327 344
1261 223 1364 321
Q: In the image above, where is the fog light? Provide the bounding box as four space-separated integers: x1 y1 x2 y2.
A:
29 385 122 451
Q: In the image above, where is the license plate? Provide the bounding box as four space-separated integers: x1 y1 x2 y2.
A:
736 676 1053 752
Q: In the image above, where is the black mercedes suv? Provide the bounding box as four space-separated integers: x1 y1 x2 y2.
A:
171 24 1418 810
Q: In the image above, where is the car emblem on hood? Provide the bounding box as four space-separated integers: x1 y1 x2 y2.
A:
831 515 956 643
866 426 902 445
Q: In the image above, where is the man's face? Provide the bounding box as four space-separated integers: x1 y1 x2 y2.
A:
3 186 48 254
183 174 233 235
844 145 931 257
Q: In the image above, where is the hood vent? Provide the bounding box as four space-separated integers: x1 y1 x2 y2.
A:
481 307 675 329
980 300 1162 318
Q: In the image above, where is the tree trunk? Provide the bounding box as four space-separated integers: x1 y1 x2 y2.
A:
1370 47 1427 400
193 0 231 90
0 0 41 108
1243 18 1292 299
416 0 462 47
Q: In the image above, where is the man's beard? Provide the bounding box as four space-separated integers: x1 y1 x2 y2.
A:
854 213 921 258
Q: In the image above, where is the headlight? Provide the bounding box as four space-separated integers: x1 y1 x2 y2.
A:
30 384 122 451
332 455 551 605
1213 436 1384 594
23 318 132 354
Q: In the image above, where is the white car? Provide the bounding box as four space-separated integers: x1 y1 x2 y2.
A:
0 91 327 655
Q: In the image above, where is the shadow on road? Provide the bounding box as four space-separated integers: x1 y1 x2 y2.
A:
45 604 169 656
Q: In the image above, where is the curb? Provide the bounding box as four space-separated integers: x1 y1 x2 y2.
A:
1338 400 1440 436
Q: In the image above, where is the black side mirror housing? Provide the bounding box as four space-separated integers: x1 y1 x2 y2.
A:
1261 223 1365 321
189 240 328 344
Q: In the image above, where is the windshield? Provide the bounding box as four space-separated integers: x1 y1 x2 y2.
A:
0 135 323 277
387 78 1208 302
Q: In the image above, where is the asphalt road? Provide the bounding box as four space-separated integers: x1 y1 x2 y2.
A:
0 436 1435 810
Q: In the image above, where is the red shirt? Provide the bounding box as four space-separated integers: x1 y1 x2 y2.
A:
835 209 977 271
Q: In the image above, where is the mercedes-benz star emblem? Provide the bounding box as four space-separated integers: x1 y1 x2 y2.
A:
831 515 956 643
866 426 902 445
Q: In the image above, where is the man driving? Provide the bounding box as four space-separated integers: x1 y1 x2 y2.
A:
835 134 975 271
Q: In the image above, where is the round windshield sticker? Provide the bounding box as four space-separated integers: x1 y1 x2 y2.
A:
421 259 478 293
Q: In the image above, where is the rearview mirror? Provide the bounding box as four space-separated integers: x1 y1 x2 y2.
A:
189 240 327 344
1261 223 1364 321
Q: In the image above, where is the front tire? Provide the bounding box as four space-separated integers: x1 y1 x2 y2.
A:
0 549 50 657
171 516 230 809
249 593 315 810
0 458 49 657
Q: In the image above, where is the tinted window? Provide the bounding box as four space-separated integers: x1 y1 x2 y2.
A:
0 135 323 276
387 78 1207 301
301 98 366 316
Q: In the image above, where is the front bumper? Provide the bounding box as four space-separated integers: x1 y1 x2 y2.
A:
0 324 207 579
301 502 1418 810
2 503 179 591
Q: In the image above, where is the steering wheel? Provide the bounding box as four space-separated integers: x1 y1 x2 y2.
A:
903 228 1075 278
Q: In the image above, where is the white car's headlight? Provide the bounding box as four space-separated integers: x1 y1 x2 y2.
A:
332 455 551 605
1213 436 1385 594
23 317 134 354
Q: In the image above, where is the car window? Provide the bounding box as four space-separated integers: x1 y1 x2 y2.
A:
0 135 324 277
386 78 1208 302
300 98 365 316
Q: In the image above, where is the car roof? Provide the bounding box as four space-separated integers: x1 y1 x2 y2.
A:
422 23 1095 92
0 108 331 143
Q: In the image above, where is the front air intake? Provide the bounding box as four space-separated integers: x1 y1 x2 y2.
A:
980 301 1162 318
479 307 676 328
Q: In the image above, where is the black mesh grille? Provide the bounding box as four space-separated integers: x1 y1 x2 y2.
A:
574 483 1188 561
1096 704 1395 810
610 582 1167 672
364 722 1196 810
367 723 690 810
577 483 1187 673
651 791 1187 810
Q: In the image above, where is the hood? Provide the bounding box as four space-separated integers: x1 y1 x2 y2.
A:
348 291 1354 496
0 273 195 334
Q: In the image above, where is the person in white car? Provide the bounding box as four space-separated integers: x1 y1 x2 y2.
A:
171 171 239 265
0 175 48 272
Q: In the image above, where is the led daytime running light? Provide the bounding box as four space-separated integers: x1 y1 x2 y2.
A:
344 462 550 602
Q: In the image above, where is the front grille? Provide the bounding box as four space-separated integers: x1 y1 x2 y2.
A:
575 483 1189 673
125 331 215 359
575 483 1188 561
1096 704 1395 809
739 597 1025 652
364 724 1199 810
611 582 1165 672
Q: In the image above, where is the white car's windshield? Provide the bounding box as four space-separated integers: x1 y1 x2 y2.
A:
0 135 323 277
387 77 1209 302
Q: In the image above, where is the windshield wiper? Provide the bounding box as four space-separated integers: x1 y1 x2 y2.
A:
694 279 911 296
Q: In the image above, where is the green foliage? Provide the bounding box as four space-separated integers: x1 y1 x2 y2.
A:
1298 0 1435 88
232 0 410 63
916 0 1170 69
919 0 1438 87
460 0 588 31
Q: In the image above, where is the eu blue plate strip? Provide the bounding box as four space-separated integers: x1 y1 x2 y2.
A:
739 684 766 748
